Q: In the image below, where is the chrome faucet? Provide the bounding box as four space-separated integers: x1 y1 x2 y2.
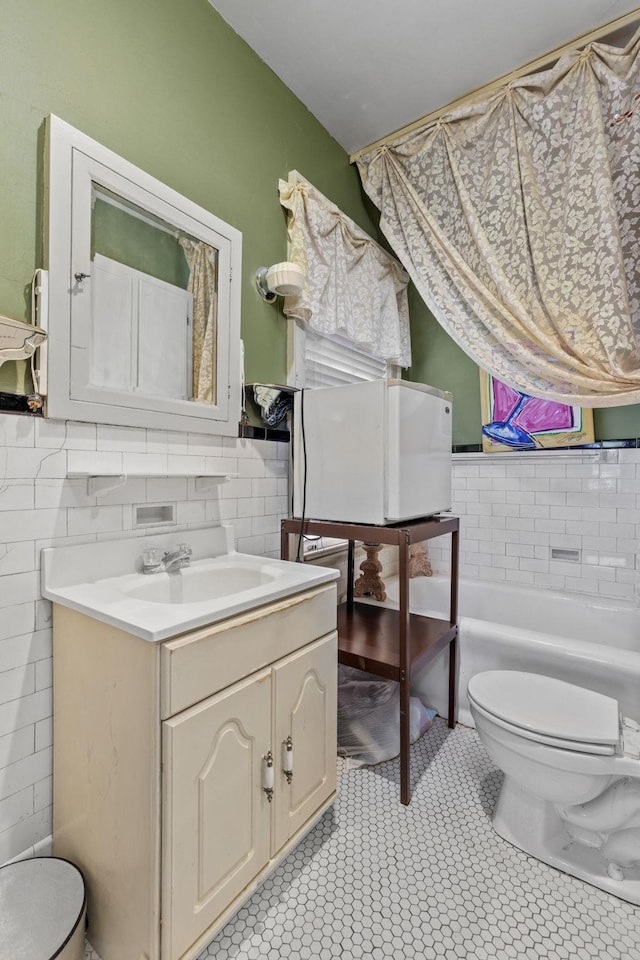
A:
163 543 192 573
142 543 192 575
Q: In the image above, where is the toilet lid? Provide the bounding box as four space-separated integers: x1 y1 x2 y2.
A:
467 671 620 747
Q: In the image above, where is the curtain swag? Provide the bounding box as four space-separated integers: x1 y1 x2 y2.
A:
179 237 217 404
356 30 640 406
278 174 412 367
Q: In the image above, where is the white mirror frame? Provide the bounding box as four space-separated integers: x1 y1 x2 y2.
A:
44 114 242 435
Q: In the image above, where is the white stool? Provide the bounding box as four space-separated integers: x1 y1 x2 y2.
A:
0 857 86 960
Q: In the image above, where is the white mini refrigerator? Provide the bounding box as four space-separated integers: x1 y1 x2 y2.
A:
292 379 452 525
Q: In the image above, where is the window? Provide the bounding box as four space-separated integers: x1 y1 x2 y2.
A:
288 320 395 390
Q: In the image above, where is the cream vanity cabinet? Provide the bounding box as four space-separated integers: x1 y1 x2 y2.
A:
52 582 337 960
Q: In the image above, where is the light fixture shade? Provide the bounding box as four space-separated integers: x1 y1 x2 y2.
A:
265 261 305 296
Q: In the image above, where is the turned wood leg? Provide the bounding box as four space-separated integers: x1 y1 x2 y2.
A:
353 542 386 600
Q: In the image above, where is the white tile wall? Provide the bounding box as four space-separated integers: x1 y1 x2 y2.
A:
429 449 640 603
0 412 289 864
5 426 638 868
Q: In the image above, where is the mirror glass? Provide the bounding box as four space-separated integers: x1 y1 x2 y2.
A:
45 115 242 436
87 184 218 406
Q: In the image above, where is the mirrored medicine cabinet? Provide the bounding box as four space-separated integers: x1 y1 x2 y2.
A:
44 115 242 435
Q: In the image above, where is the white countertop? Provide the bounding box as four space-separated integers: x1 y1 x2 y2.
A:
41 525 339 642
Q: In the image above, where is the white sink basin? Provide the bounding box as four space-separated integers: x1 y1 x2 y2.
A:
125 559 280 605
41 526 339 641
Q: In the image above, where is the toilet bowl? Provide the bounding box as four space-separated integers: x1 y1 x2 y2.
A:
468 670 640 904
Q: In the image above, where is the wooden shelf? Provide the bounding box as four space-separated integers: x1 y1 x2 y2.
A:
283 514 459 545
337 602 456 681
281 513 459 805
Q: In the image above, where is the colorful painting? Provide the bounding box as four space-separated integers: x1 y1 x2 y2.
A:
479 371 594 453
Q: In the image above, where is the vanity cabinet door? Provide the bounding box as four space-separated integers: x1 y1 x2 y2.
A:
162 669 272 960
272 632 338 854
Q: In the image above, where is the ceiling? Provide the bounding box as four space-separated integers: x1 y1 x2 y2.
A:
208 0 640 154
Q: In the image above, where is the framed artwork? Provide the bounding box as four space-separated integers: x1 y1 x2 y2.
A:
479 370 595 453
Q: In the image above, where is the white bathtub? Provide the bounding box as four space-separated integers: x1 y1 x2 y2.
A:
380 575 640 727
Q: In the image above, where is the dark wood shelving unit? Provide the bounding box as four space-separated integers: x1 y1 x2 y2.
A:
337 603 457 680
281 514 459 805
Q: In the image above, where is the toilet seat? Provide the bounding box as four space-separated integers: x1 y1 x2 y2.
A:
468 695 617 755
468 672 640 904
468 671 620 756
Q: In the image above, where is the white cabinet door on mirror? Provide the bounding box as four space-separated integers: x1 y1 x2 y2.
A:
273 633 337 854
162 670 272 960
89 255 193 400
45 114 242 435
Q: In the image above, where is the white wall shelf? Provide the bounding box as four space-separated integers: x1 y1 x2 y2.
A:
67 471 237 497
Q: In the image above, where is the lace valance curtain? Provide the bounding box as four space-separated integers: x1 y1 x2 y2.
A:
356 31 640 405
278 173 411 367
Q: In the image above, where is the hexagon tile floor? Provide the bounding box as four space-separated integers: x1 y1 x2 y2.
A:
84 719 640 960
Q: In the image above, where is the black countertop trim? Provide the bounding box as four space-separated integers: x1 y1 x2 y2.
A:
0 393 634 450
0 391 44 416
238 423 290 443
452 439 640 452
0 392 291 442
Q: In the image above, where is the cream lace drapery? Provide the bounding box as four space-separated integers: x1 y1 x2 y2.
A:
178 238 217 404
278 174 411 367
357 32 640 405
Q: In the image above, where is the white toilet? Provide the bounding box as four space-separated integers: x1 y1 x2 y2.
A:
468 670 640 904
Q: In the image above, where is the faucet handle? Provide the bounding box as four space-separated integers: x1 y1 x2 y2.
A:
178 543 192 566
142 548 162 574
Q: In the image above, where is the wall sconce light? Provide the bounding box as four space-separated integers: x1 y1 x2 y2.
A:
255 261 305 303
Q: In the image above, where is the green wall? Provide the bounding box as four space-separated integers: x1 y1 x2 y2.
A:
0 0 637 442
92 198 191 290
406 288 482 445
0 0 376 392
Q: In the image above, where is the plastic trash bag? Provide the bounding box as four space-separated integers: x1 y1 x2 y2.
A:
337 665 437 767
